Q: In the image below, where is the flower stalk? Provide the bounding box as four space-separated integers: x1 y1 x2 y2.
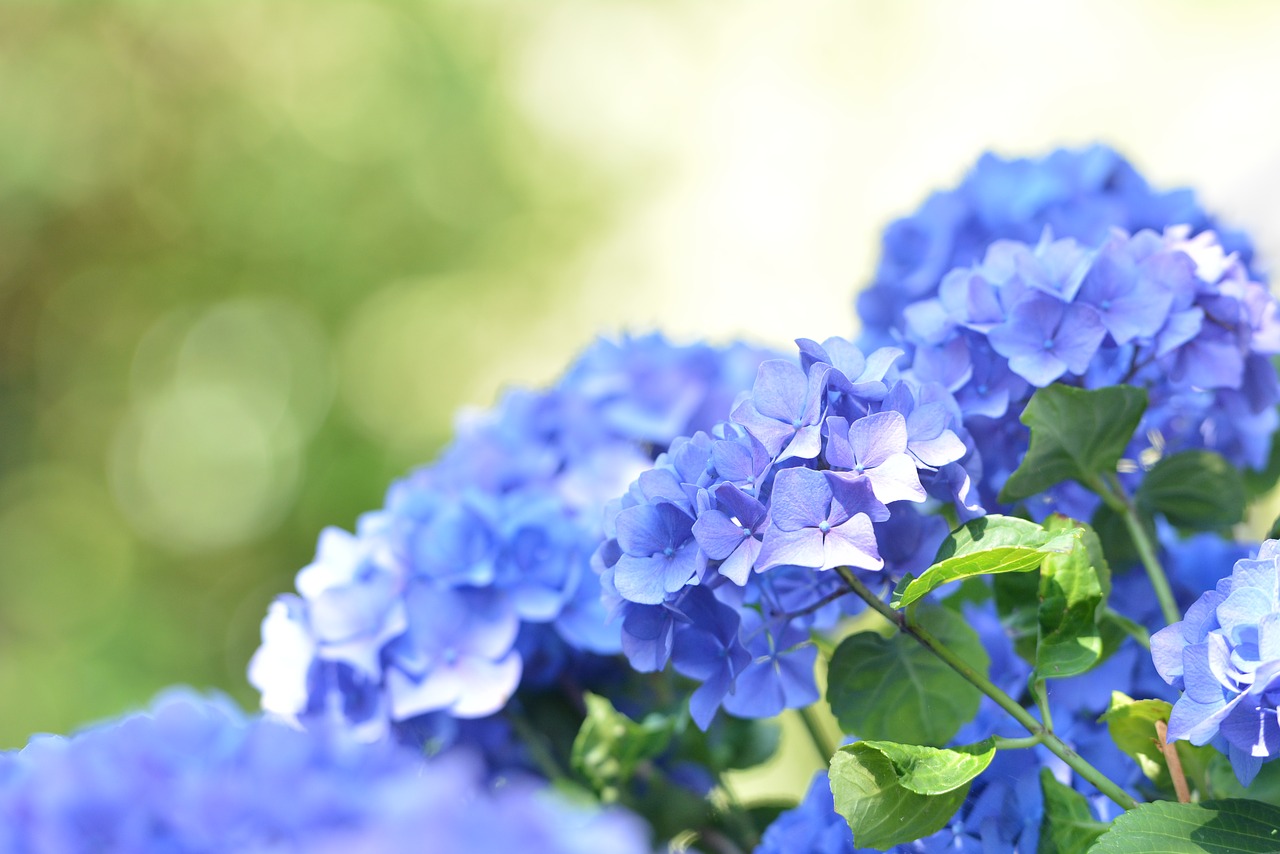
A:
836 567 1138 811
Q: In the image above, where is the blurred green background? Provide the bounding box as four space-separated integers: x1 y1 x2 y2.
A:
3 0 1280 750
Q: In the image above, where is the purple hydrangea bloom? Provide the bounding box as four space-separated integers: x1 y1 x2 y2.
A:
0 691 651 854
858 145 1255 350
757 468 888 573
597 337 976 728
754 771 859 854
250 334 774 747
897 228 1280 519
1152 539 1280 785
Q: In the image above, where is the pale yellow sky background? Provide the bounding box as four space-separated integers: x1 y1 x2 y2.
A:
496 0 1280 360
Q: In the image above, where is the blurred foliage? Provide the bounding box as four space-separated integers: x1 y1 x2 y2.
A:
0 0 613 745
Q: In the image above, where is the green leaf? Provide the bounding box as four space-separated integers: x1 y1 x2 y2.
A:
571 693 677 801
829 739 994 849
1099 692 1216 800
1035 516 1108 681
1099 692 1174 787
1206 753 1280 806
891 515 1081 609
1098 608 1149 661
1087 799 1280 853
1000 384 1148 504
1136 450 1246 531
1090 503 1151 571
942 576 994 611
698 715 781 771
993 569 1040 662
1103 693 1217 794
827 605 989 746
1038 768 1108 854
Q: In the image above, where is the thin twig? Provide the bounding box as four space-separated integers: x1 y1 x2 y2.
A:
1154 719 1191 804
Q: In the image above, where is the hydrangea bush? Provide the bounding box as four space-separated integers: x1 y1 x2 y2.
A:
8 145 1280 852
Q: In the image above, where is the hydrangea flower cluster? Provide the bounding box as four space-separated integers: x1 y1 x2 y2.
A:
596 337 973 727
0 691 650 854
249 334 773 744
896 227 1280 515
1153 539 1280 786
857 144 1255 350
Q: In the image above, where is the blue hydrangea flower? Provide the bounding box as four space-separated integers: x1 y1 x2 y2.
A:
250 334 774 747
857 145 1254 350
0 691 651 854
896 227 1280 519
1152 539 1280 786
597 337 975 728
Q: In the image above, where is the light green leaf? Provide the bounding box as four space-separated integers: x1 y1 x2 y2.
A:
1088 799 1280 853
1136 450 1246 531
1099 692 1173 786
891 515 1080 609
1038 768 1108 854
571 693 677 801
1000 384 1148 504
827 605 989 746
857 738 996 793
1035 516 1108 681
829 738 992 849
1099 691 1216 800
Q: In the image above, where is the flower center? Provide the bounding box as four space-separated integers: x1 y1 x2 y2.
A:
818 521 831 534
1100 299 1112 311
1042 338 1055 350
662 546 675 558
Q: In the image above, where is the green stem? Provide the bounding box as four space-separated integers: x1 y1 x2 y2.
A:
991 734 1042 750
1094 473 1181 626
1032 679 1055 733
835 567 1138 811
798 704 838 764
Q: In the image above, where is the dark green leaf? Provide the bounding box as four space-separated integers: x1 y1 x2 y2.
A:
702 715 782 771
1090 503 1150 571
1206 753 1280 806
829 739 992 849
1098 609 1149 661
571 693 677 800
942 576 994 611
1000 384 1148 504
1088 799 1280 853
1038 768 1108 854
1136 450 1246 531
993 569 1040 662
1035 516 1108 681
891 515 1080 609
827 605 989 745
